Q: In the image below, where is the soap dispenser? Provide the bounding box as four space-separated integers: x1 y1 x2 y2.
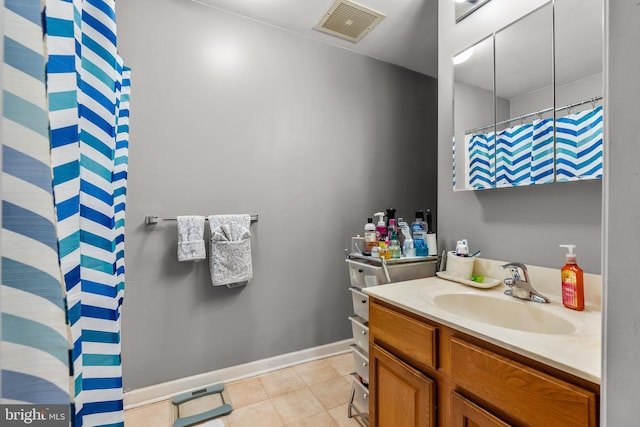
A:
559 244 585 311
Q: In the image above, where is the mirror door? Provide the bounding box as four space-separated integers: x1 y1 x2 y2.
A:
554 0 604 182
453 36 494 191
494 3 554 188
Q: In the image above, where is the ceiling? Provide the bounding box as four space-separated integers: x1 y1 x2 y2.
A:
191 0 439 78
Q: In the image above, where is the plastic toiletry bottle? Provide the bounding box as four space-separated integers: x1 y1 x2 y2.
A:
411 210 427 257
378 238 388 260
387 219 397 241
559 244 585 311
389 237 401 259
386 208 397 227
398 220 414 256
425 209 438 256
371 245 380 258
396 218 406 247
364 218 377 255
374 212 386 241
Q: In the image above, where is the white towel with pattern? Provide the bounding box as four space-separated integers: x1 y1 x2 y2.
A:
208 214 252 287
177 215 206 262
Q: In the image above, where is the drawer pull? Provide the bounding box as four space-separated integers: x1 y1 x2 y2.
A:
358 269 363 273
363 362 368 368
361 330 367 335
363 393 368 399
361 299 367 304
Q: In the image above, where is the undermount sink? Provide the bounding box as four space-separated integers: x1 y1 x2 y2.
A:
431 293 576 335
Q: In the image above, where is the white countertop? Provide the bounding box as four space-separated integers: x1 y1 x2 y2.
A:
363 275 602 384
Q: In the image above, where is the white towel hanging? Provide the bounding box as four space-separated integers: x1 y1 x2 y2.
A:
177 216 206 262
208 214 253 287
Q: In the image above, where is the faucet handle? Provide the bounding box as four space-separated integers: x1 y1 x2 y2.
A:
500 262 527 271
500 262 529 282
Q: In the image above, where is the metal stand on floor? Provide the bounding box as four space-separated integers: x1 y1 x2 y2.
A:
347 378 369 426
172 383 233 427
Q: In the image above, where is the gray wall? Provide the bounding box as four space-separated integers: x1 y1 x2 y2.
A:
116 0 438 390
602 1 640 424
438 0 602 273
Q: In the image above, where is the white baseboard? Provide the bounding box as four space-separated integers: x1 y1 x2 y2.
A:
123 338 353 410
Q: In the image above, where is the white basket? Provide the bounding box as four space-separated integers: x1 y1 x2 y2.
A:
445 251 475 280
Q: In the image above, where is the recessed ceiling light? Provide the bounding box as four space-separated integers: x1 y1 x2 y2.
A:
453 47 474 65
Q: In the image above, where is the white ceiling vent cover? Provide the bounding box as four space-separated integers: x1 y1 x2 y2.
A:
314 0 385 43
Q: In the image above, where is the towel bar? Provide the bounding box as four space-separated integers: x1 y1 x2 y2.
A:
145 214 258 225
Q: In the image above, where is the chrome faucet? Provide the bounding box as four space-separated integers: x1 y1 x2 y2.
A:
501 262 550 303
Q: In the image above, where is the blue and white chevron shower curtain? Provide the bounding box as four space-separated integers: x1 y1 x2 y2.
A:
496 124 534 187
556 106 603 181
45 0 130 424
531 117 555 184
467 131 495 189
2 0 130 425
467 117 557 189
2 0 71 406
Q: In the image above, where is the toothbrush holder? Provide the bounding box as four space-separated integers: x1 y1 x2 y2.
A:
445 251 475 280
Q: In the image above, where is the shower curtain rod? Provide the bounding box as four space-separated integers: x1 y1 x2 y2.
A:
144 214 259 225
465 96 603 135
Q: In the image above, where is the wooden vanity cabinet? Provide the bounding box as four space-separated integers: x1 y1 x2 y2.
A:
368 298 600 427
370 343 435 427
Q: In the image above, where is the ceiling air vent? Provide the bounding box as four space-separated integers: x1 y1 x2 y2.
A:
314 0 385 43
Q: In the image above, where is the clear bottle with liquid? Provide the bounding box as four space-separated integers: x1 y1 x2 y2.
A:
364 217 377 255
378 239 388 260
389 238 401 259
411 210 428 257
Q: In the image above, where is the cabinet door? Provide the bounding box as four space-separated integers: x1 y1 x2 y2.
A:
451 392 511 427
370 343 435 427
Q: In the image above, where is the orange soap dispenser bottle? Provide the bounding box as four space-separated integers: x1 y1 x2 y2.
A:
559 244 585 311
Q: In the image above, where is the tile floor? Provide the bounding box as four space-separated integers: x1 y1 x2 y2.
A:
124 353 365 427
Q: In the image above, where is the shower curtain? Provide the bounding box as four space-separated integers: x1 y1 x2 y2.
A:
495 123 534 187
1 0 71 407
45 0 130 424
1 0 130 425
467 131 495 189
556 106 603 181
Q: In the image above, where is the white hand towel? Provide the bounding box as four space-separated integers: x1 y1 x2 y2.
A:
208 214 252 287
177 215 206 262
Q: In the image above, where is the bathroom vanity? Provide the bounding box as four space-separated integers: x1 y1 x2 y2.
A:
364 260 601 427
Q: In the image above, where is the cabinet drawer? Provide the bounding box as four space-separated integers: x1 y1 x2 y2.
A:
369 302 438 371
347 259 386 288
351 344 369 385
349 315 369 354
351 374 370 420
349 287 369 321
450 337 597 427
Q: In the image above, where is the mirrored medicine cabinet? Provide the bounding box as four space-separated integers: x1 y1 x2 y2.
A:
452 0 604 191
